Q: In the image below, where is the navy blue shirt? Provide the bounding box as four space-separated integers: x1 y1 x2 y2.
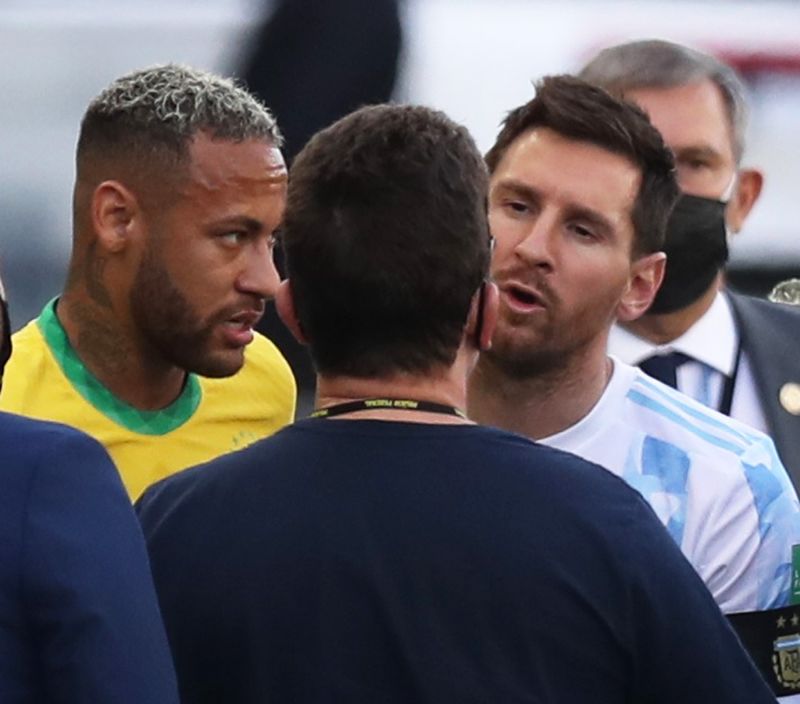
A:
139 419 773 703
0 412 178 704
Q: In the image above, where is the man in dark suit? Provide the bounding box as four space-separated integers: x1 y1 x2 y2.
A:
581 39 800 488
0 276 178 702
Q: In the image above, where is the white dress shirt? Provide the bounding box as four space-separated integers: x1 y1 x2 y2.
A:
609 291 768 434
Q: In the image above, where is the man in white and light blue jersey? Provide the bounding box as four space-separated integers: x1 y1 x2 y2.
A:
468 76 800 619
543 359 796 612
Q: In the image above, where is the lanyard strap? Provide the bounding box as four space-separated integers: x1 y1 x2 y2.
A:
310 398 466 420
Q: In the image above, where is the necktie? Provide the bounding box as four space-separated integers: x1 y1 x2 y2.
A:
639 351 691 389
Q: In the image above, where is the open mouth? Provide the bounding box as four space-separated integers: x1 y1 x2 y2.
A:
224 319 252 332
509 285 541 306
505 283 545 310
220 309 262 347
226 310 262 329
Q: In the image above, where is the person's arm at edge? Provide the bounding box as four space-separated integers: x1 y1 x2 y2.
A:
21 427 179 704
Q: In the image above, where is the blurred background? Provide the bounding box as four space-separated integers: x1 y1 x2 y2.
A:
1 0 798 400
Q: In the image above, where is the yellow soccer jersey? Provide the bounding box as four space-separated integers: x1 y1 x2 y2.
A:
0 300 297 500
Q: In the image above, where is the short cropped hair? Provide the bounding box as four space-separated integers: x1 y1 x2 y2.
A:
578 39 749 163
486 75 678 256
76 64 281 188
283 104 491 378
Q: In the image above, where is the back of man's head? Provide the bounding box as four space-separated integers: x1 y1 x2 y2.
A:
74 64 282 222
282 104 491 378
578 39 749 163
486 74 678 256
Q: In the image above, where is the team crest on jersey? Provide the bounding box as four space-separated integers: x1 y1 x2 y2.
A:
774 611 800 689
777 549 800 691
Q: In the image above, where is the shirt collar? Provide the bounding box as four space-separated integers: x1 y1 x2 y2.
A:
608 291 739 376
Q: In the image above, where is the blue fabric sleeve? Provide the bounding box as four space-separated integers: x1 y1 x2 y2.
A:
21 428 179 704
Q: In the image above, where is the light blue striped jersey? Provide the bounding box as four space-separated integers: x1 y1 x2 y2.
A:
542 358 800 613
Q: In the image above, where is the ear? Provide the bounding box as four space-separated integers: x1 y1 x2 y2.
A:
91 180 140 253
466 281 499 350
726 168 763 234
275 279 308 344
616 252 666 323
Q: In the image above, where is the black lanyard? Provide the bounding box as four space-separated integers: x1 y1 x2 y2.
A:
310 398 466 420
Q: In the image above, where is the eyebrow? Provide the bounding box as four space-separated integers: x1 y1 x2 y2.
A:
672 145 724 163
212 215 266 233
491 178 539 204
491 178 616 236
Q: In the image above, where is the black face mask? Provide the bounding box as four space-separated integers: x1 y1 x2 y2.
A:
647 193 729 315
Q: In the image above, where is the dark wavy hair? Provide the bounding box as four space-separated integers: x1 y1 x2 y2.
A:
486 74 678 256
283 104 491 378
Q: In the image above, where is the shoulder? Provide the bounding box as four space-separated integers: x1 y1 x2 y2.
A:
728 291 800 328
9 316 43 344
197 332 297 423
0 412 125 542
0 413 76 501
0 411 116 483
0 410 98 451
626 366 767 454
463 423 611 478
215 331 296 397
245 332 295 379
5 317 47 365
137 425 300 558
409 423 656 525
1 318 56 406
137 422 296 520
624 369 796 499
138 421 642 530
474 424 689 554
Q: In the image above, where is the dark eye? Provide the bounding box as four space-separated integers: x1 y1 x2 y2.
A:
571 223 596 240
682 157 711 172
506 200 529 214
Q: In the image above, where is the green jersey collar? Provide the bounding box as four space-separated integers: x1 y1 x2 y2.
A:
38 299 201 435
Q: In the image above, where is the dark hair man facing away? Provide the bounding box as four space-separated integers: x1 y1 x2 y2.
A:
137 101 774 703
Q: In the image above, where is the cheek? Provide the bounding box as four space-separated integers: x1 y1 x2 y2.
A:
563 254 626 297
488 208 518 239
178 234 233 271
489 242 516 277
488 219 519 268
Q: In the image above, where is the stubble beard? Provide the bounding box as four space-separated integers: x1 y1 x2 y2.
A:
485 305 600 382
130 248 244 379
485 319 566 380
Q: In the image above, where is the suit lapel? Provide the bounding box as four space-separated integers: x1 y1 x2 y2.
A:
728 292 800 486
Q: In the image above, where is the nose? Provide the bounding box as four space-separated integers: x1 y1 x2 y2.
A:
514 218 556 272
236 236 281 300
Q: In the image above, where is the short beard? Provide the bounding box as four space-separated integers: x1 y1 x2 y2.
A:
484 309 605 384
482 341 568 381
130 246 240 378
